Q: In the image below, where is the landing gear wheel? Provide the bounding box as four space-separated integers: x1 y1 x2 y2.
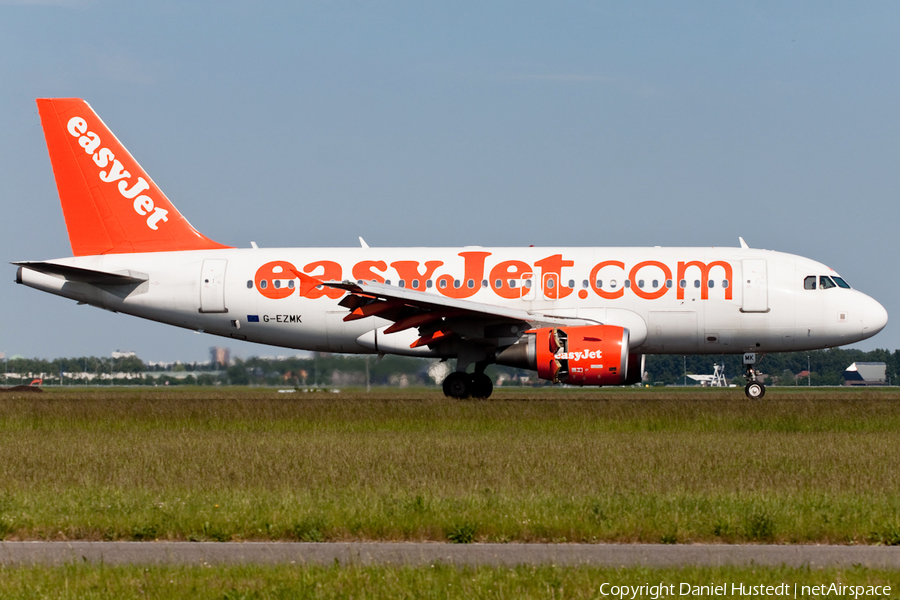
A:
469 373 493 399
442 372 470 399
745 380 766 400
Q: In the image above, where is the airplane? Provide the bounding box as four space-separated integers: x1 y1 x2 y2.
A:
14 98 888 399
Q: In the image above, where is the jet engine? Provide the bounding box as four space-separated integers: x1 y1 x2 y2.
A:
496 324 641 386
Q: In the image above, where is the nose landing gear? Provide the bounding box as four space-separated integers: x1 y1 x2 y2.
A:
742 352 765 399
744 378 765 399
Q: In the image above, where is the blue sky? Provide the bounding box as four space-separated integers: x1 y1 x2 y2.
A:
1 1 898 362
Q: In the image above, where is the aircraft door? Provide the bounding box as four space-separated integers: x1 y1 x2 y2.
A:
741 259 768 313
199 259 228 313
542 272 559 300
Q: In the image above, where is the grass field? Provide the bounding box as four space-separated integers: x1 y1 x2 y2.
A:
0 386 897 544
0 564 897 599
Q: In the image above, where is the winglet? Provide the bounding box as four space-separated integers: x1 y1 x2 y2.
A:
36 98 231 256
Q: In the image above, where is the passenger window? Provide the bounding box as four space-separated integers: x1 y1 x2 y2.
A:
804 276 816 290
385 280 391 286
708 280 714 288
833 277 851 289
426 280 433 289
624 280 631 288
820 276 836 290
582 280 589 289
273 280 280 289
439 279 447 289
288 280 295 289
525 279 532 288
637 279 645 288
679 280 686 289
568 279 575 288
666 280 673 288
694 280 701 288
722 280 728 289
246 280 253 289
610 280 617 289
494 279 502 288
596 280 603 288
481 280 488 288
509 279 517 289
652 280 659 289
547 278 555 289
399 280 406 288
412 280 419 289
467 279 475 289
260 280 267 289
454 279 461 289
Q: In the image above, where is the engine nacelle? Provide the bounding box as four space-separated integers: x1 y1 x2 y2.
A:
536 324 631 385
495 324 642 386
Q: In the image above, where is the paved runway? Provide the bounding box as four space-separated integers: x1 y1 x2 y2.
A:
1 542 899 568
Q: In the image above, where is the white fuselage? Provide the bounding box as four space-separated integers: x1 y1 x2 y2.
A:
17 246 888 357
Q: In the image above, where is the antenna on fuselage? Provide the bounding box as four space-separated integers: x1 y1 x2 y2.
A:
739 237 749 249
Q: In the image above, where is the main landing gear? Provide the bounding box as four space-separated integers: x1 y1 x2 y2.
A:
442 371 493 399
443 348 494 399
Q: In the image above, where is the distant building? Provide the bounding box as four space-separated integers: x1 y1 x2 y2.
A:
210 347 231 367
111 350 137 359
843 362 886 386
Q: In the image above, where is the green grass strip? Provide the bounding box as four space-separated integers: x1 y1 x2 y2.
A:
0 564 897 599
0 389 899 543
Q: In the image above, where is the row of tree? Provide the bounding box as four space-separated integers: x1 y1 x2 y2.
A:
1 347 895 387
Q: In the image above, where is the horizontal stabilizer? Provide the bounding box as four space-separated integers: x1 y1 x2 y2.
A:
13 262 148 286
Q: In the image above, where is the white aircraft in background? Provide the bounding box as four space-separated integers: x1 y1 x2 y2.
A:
15 98 888 399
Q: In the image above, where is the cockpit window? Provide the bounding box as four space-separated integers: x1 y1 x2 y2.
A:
832 276 851 289
804 276 816 290
819 276 836 290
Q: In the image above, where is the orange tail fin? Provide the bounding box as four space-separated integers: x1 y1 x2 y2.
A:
36 98 231 256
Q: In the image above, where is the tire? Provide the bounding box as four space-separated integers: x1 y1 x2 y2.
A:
442 372 470 399
469 373 494 399
745 380 766 400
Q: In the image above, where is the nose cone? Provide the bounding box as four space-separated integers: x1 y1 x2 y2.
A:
861 294 889 340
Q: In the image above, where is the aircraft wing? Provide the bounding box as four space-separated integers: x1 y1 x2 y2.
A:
319 278 596 350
